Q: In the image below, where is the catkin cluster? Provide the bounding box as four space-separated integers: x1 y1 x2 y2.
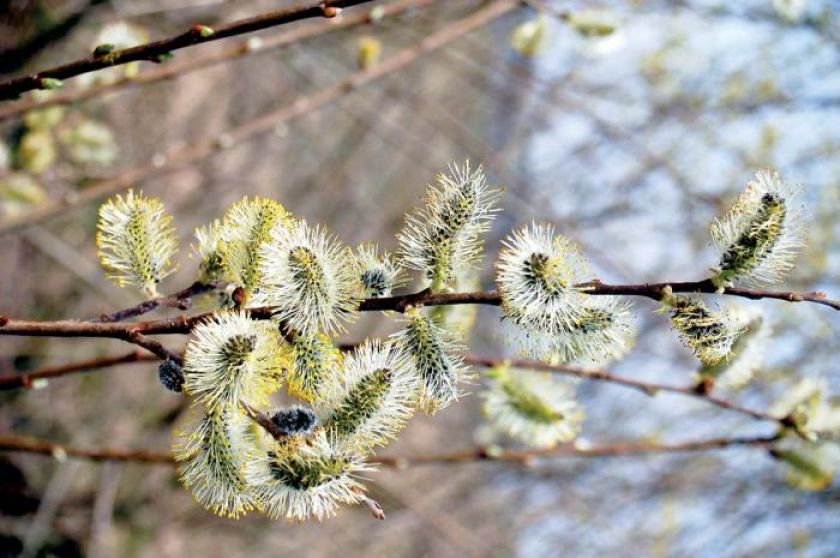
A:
93 165 836 516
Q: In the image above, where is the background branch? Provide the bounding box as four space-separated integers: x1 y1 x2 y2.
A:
462 355 791 427
0 0 442 121
0 0 519 236
0 351 154 391
95 281 221 323
0 345 791 431
0 0 378 101
0 432 780 467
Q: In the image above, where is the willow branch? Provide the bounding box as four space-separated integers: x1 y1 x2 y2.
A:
0 434 174 464
0 0 442 121
123 332 183 364
0 351 155 391
372 434 781 466
0 0 520 236
0 432 780 467
2 280 834 342
0 0 379 101
0 344 790 432
462 355 789 426
95 281 222 323
359 280 840 312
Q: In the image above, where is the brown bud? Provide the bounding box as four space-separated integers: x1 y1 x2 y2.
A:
321 4 341 18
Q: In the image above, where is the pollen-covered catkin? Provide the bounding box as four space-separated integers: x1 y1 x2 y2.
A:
711 170 806 288
316 340 417 452
174 406 260 518
246 432 370 521
771 378 840 441
698 307 769 389
287 333 343 403
496 222 633 364
183 311 287 411
662 289 743 365
254 219 358 335
193 219 225 284
481 364 584 448
398 161 501 290
354 243 403 298
392 307 470 414
218 196 291 297
96 189 178 298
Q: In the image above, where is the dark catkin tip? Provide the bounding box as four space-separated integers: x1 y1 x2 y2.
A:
271 407 317 436
158 360 184 392
0 315 8 327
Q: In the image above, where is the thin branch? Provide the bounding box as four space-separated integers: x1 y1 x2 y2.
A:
0 0 378 101
0 432 780 467
462 355 787 425
239 401 288 441
372 433 781 466
0 0 443 121
1 281 836 342
95 281 222 323
0 0 520 236
0 351 155 391
0 434 174 464
0 0 110 75
359 280 840 313
122 332 183 364
0 345 790 432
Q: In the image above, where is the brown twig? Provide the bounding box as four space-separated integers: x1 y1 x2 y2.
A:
0 434 174 464
123 331 183 364
0 432 780 467
1 281 836 343
95 281 221 323
359 280 840 313
0 0 520 236
0 1 379 101
0 351 155 391
239 401 288 441
0 0 443 121
0 344 787 432
462 355 784 424
371 434 781 466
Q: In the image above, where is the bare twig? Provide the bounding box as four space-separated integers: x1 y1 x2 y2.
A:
0 432 780 467
359 280 840 313
95 281 221 323
123 331 183 364
352 487 386 520
239 401 288 441
462 355 786 425
0 434 174 464
0 0 379 101
372 434 781 466
0 0 443 121
0 0 520 235
0 351 155 391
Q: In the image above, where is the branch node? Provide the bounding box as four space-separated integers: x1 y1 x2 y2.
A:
693 377 715 396
93 43 116 56
193 25 216 38
321 4 342 18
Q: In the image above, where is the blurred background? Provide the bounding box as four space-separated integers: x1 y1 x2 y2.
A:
1 0 840 556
